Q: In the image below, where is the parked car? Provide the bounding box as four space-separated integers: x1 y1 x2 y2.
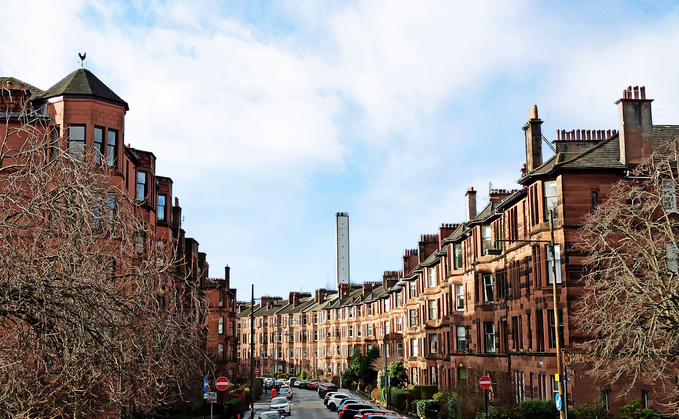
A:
361 414 402 419
288 377 297 386
339 403 381 419
326 393 357 410
258 411 282 419
269 396 291 416
317 382 338 397
352 409 400 418
306 380 320 390
278 385 293 400
336 399 365 412
264 378 275 389
296 380 308 388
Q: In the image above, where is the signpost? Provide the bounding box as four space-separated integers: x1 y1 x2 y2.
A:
479 376 492 418
215 376 230 391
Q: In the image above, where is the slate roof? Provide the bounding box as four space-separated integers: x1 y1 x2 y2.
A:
38 69 129 110
237 302 258 318
521 126 679 184
0 77 44 97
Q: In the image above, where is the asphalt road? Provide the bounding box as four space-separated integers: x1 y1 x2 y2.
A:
252 387 349 419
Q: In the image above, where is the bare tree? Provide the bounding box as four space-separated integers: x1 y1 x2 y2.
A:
576 139 679 402
0 86 209 418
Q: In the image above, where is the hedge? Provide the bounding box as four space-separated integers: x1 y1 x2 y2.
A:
412 385 439 400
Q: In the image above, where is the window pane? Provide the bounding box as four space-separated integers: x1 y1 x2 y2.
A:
158 194 166 221
94 127 104 164
547 245 562 284
544 181 558 220
137 171 147 201
107 129 118 167
68 125 85 161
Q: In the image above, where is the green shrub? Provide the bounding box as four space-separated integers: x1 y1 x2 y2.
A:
616 400 661 419
433 390 461 419
413 399 440 418
223 398 242 418
391 388 413 411
518 399 559 419
413 385 439 400
570 400 611 419
488 404 522 419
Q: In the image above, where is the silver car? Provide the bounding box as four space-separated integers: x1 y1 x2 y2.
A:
259 411 281 419
279 385 293 400
269 396 291 416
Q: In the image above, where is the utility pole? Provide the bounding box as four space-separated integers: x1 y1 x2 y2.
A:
250 284 255 419
549 210 566 419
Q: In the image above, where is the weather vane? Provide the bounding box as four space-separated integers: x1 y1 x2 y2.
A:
78 52 86 68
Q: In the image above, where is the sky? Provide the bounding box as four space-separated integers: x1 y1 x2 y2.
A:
2 0 679 300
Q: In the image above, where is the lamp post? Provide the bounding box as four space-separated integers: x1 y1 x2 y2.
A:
250 284 255 419
549 210 566 419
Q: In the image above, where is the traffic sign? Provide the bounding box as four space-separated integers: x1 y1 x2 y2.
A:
479 375 492 390
206 392 217 403
255 368 260 376
203 376 209 394
215 376 230 391
555 394 562 410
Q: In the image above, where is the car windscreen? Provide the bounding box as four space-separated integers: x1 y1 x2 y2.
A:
271 397 287 404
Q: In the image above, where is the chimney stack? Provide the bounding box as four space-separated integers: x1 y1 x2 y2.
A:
224 265 230 289
465 187 477 222
523 105 543 173
362 283 373 297
617 86 653 166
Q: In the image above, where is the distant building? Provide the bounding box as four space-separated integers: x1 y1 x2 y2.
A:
336 212 350 288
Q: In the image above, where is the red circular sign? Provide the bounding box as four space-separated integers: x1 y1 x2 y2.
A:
479 375 492 390
215 376 230 391
255 368 260 376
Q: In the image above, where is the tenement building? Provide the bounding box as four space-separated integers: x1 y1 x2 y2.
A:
237 86 678 414
0 68 238 415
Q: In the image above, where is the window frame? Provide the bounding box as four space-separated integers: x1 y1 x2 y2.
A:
94 126 105 164
137 171 147 202
543 180 558 221
107 128 118 167
68 124 86 161
484 321 496 353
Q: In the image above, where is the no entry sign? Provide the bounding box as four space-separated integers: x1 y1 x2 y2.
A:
215 376 230 391
479 375 492 390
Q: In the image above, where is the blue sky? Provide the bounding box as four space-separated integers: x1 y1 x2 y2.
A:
2 0 679 300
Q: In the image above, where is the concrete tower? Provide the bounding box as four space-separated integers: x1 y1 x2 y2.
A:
335 212 350 288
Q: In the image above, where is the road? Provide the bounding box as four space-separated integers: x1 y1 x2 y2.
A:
252 387 348 419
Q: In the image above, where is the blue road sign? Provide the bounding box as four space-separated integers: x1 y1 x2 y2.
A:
204 376 209 394
555 394 562 410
